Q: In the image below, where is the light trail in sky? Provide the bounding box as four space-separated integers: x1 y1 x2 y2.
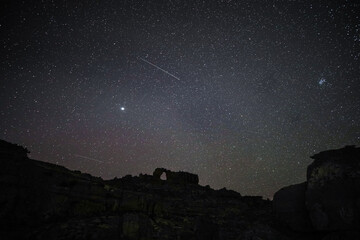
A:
74 154 104 163
139 57 180 80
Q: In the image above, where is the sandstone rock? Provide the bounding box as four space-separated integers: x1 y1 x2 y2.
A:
306 146 360 231
273 145 360 234
0 139 29 160
121 213 154 240
322 231 360 240
273 182 313 231
0 139 276 239
6 139 358 240
194 216 219 240
153 168 199 185
238 223 289 240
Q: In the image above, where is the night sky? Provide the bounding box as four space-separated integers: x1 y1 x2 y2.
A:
1 0 359 198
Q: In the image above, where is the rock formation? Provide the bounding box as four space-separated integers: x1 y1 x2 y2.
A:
153 167 199 184
0 139 29 160
274 145 360 239
273 182 312 232
0 139 277 240
1 139 359 240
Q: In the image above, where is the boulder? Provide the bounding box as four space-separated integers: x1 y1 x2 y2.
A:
273 182 312 231
274 145 360 233
306 146 360 231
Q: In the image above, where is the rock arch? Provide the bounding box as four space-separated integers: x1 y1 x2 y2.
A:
153 168 168 180
152 168 199 185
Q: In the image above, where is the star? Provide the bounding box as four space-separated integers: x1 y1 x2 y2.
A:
120 107 125 111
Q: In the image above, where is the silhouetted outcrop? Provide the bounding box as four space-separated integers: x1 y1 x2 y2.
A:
0 139 29 160
153 167 199 184
0 139 276 240
273 182 312 232
274 145 360 239
1 139 358 240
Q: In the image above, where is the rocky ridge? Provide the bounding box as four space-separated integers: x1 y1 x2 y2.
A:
1 139 359 239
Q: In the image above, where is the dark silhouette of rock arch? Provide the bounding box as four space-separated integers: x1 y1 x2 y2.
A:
152 168 199 185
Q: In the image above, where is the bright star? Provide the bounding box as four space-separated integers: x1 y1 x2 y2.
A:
120 107 125 111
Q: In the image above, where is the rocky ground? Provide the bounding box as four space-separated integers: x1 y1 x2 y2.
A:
1 139 359 240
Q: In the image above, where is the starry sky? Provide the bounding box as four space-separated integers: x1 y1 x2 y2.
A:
1 0 359 198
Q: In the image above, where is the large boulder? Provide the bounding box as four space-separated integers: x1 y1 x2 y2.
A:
273 145 360 233
306 146 360 231
273 182 313 231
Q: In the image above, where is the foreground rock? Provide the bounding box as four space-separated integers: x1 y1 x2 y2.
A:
274 145 360 238
0 139 283 240
273 182 312 232
3 139 357 240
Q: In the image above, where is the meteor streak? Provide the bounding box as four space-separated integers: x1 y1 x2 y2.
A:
139 57 180 80
74 154 104 163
